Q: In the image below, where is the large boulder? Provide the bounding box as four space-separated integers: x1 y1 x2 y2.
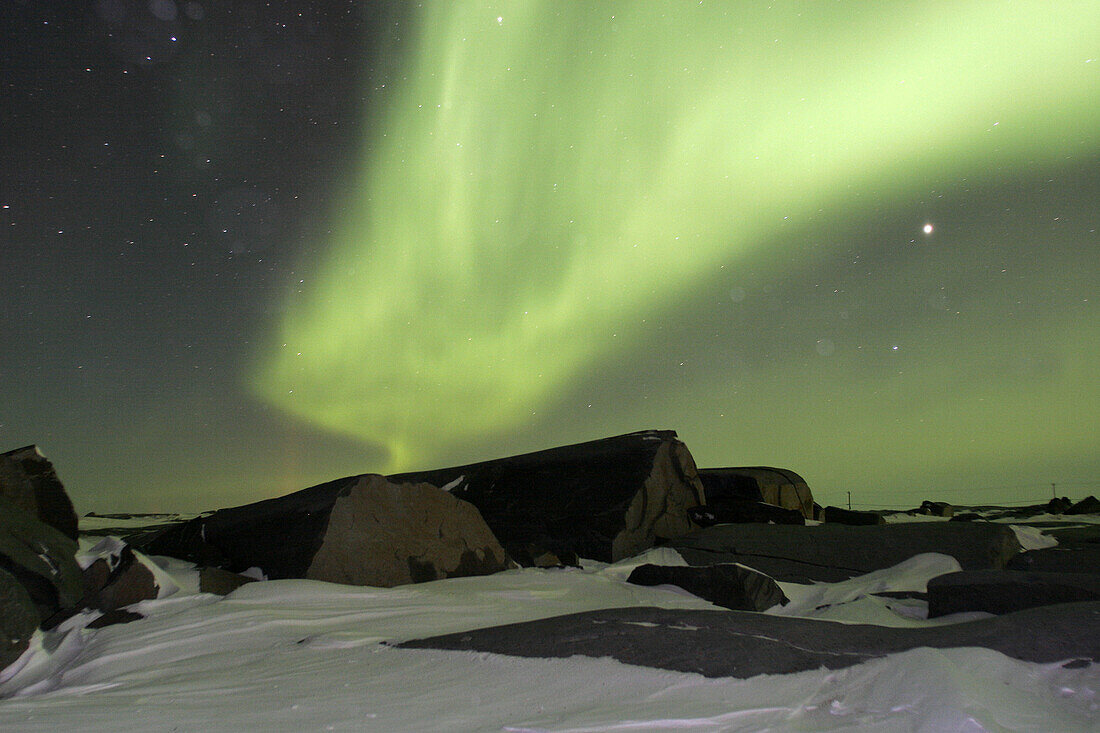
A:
0 496 83 626
697 466 813 520
1066 496 1100 515
0 446 78 541
388 430 706 563
143 474 510 587
306 476 508 586
80 539 159 621
668 522 1022 583
688 499 804 526
626 563 788 611
0 568 39 674
1008 547 1100 574
928 570 1100 617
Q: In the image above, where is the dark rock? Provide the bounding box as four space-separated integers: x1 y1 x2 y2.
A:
812 502 823 521
697 467 813 520
0 568 39 675
0 497 83 626
81 542 158 616
87 609 144 629
822 506 885 526
913 501 953 517
1008 547 1100 574
306 476 509 587
928 570 1100 617
688 499 804 527
626 563 788 611
1044 525 1100 549
388 430 705 563
399 602 1100 678
668 522 1022 583
0 446 78 541
1047 497 1073 514
199 567 257 595
949 513 984 522
1066 496 1100 515
144 474 509 587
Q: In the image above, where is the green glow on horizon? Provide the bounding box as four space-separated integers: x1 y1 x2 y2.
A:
253 1 1100 472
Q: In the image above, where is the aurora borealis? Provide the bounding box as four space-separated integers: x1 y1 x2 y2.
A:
3 1 1098 512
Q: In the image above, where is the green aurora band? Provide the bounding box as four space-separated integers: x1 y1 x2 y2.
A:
253 2 1100 492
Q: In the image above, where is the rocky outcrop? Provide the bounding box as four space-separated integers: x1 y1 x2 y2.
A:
668 522 1022 583
822 506 885 526
626 563 788 611
697 467 813 520
1008 547 1100 574
0 568 39 674
306 476 509 587
1066 496 1100 515
0 496 84 627
1 446 78 541
927 570 1100 617
80 539 158 620
399 602 1100 678
388 430 706 564
143 474 510 587
688 499 804 526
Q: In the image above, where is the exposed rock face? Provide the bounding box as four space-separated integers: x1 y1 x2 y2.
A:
914 501 954 518
0 496 83 626
822 506 885 526
400 602 1100 678
0 568 38 674
927 570 1100 617
1008 547 1100 574
1067 496 1100 515
306 476 509 587
142 474 509 587
697 467 813 520
0 446 78 541
199 567 257 596
389 430 706 564
80 541 158 619
688 499 804 527
668 522 1022 583
627 563 788 611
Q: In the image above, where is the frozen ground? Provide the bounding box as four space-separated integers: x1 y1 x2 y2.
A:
0 521 1097 731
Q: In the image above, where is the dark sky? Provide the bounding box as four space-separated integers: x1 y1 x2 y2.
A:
3 1 1098 514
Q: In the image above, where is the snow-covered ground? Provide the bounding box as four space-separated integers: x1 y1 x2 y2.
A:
1 524 1098 731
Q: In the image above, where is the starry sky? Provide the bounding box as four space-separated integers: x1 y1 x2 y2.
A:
3 1 1098 514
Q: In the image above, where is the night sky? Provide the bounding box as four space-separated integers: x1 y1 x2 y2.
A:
3 1 1098 514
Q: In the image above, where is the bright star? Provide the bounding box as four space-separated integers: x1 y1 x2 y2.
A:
923 223 934 234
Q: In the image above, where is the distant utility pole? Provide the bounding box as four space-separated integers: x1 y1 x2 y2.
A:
1051 482 1056 499
847 491 852 510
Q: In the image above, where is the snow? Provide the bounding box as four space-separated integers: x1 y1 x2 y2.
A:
1 535 1098 730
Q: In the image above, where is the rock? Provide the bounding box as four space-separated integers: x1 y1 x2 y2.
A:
1008 547 1100 574
687 499 804 527
199 567 257 595
0 496 83 626
306 476 509 587
388 430 705 563
928 570 1100 617
1044 525 1100 549
0 568 39 675
399 602 1100 678
626 563 788 611
144 474 510 587
0 446 78 541
668 522 1022 583
949 513 983 522
80 542 158 619
697 467 813 520
822 506 885 526
1046 497 1073 514
910 499 954 517
1066 496 1100 515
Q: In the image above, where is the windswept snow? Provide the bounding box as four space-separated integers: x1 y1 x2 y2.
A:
0 542 1097 730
